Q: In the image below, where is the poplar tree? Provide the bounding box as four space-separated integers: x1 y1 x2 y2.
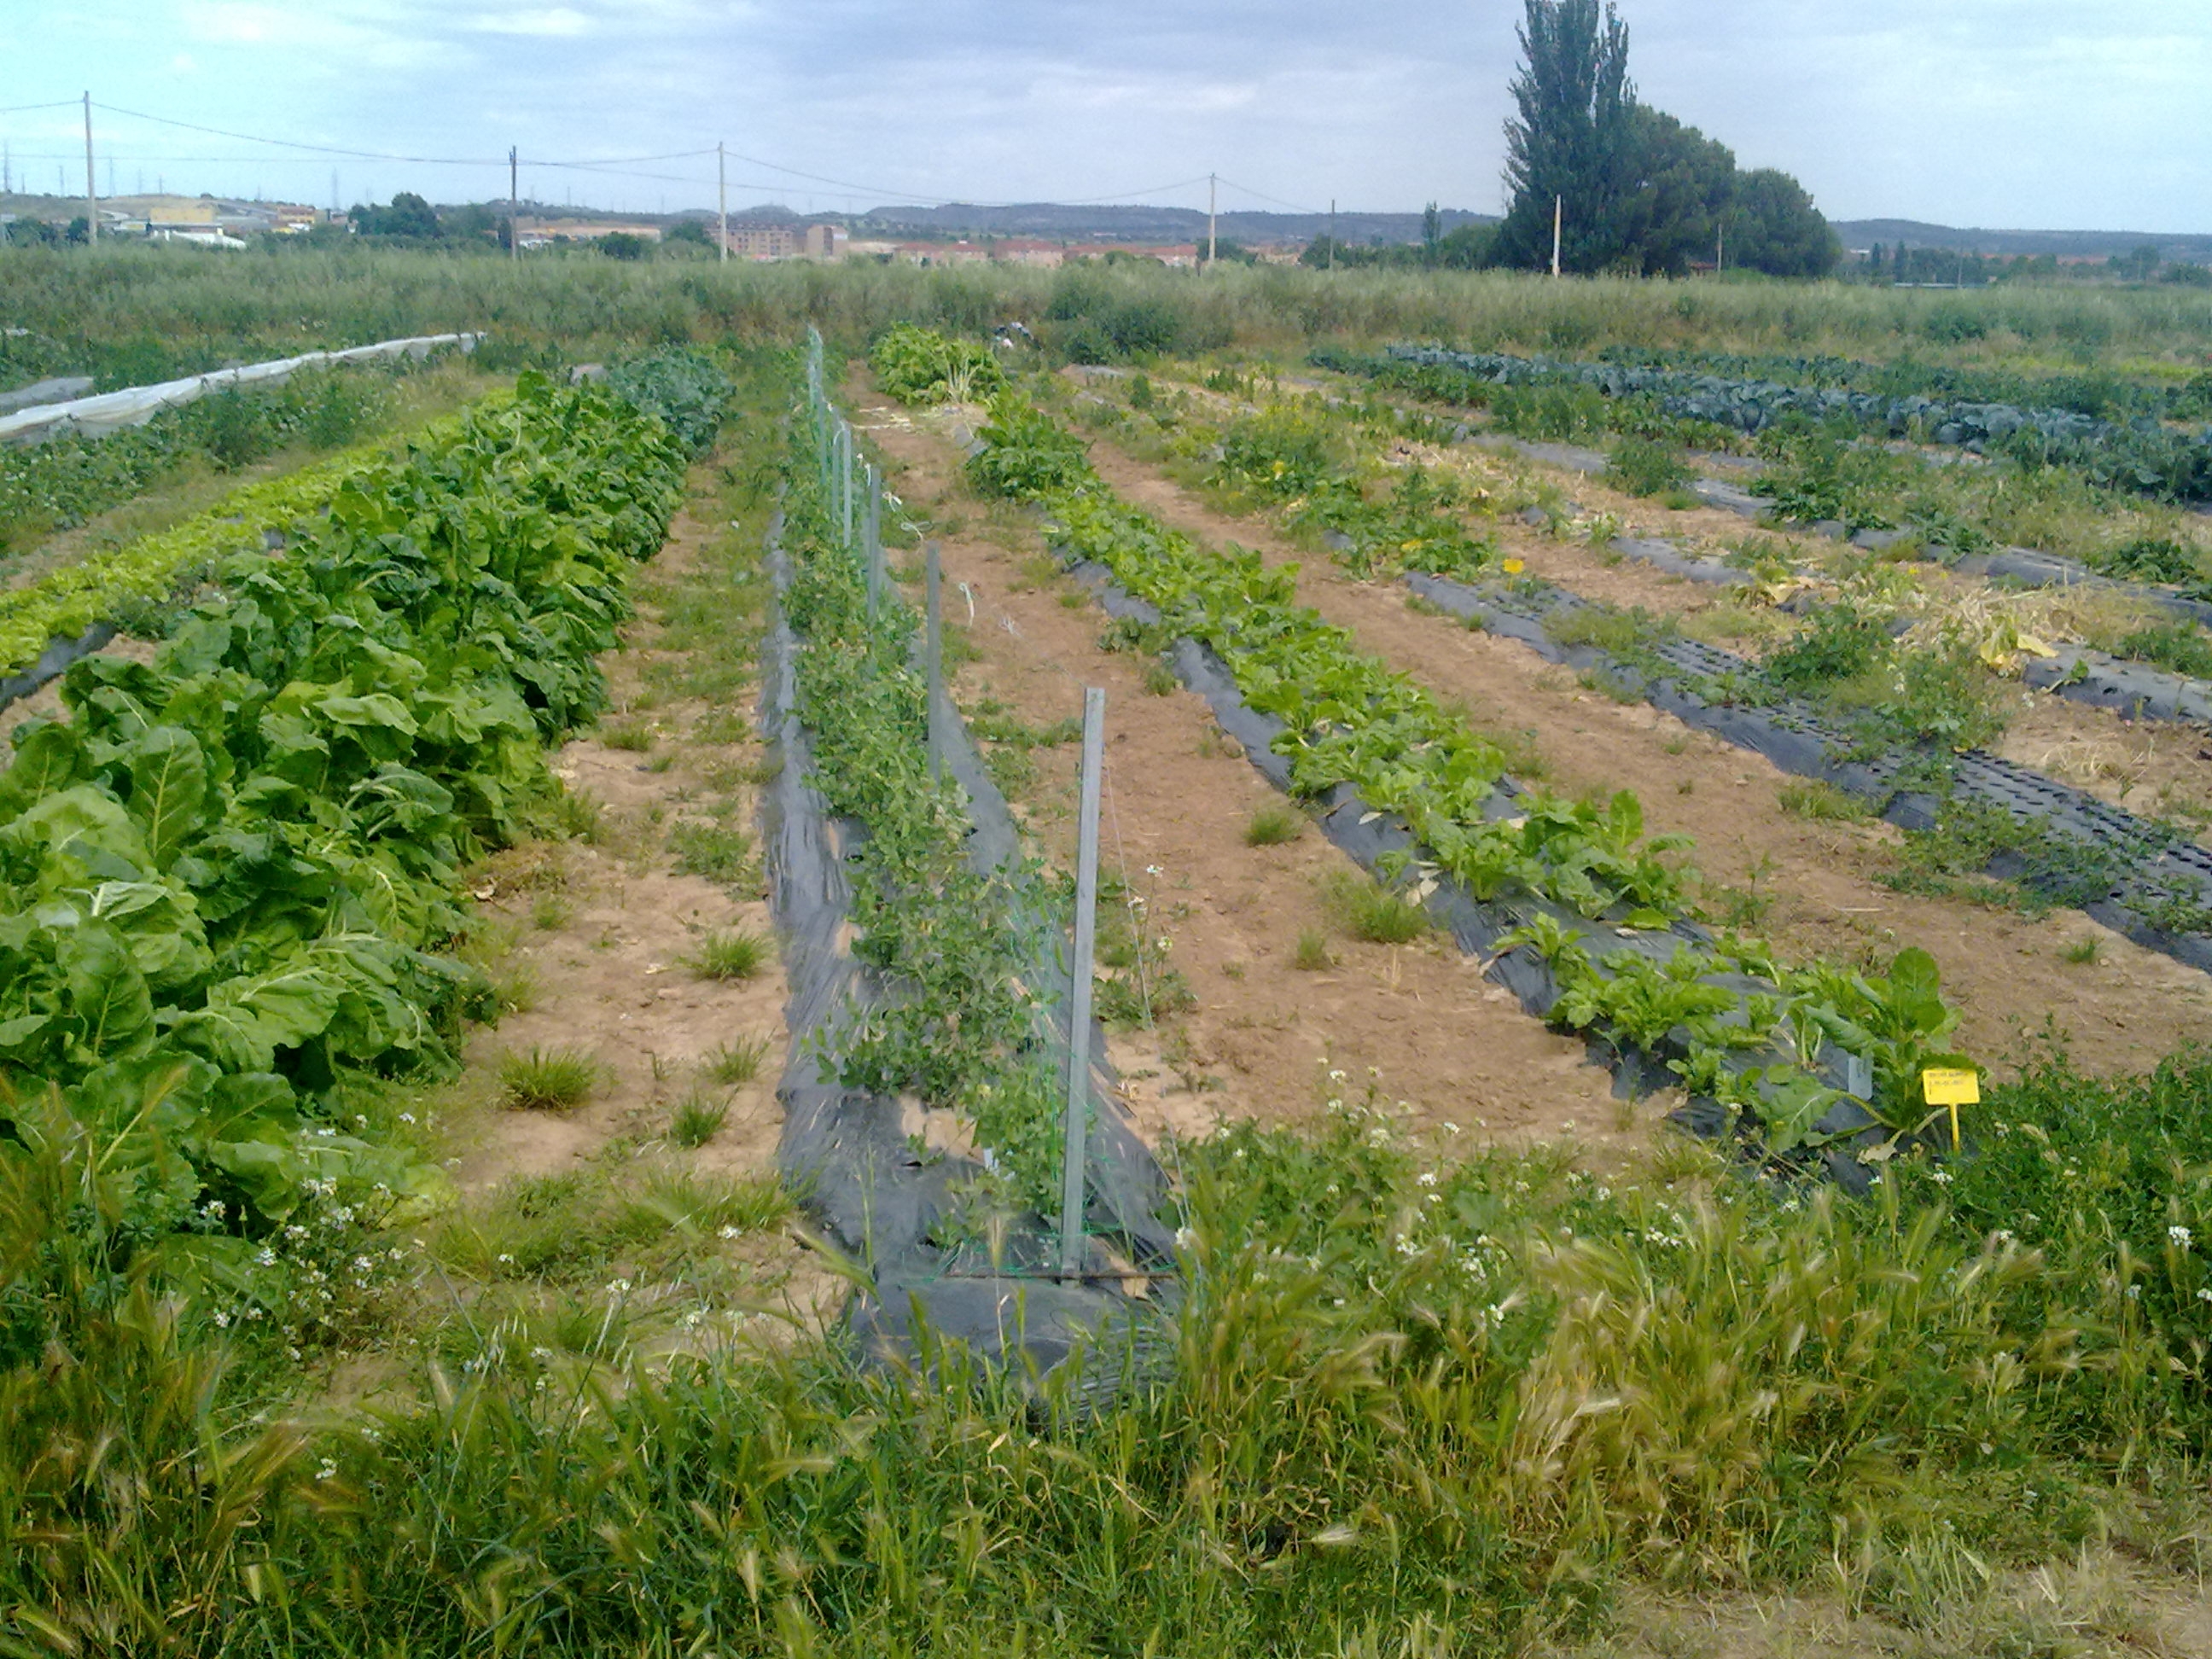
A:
1494 0 1636 272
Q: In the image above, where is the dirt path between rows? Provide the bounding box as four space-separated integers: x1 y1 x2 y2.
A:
1074 432 2212 1081
857 388 1631 1158
439 486 838 1320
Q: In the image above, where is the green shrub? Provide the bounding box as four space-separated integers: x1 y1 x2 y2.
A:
869 323 1006 405
1604 436 1692 498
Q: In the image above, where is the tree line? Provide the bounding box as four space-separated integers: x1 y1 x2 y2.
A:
1302 0 1839 279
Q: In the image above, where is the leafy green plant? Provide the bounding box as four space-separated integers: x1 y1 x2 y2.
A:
499 1047 600 1112
964 393 1091 500
2094 536 2203 585
868 323 1007 406
0 372 694 1245
1293 928 1333 970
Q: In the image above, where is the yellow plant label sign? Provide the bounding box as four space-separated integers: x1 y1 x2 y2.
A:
1922 1068 1980 1105
1502 558 1525 573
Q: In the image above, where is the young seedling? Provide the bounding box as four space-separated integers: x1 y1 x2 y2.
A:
1245 805 1304 847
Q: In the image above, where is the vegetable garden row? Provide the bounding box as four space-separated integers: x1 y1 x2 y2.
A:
1330 343 2212 504
1074 366 2212 960
925 352 1982 1171
0 354 723 1274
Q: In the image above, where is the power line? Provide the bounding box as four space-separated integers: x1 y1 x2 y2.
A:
1212 175 1328 216
24 95 1327 220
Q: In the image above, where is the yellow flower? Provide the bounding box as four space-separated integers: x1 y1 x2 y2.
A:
1502 558 1525 574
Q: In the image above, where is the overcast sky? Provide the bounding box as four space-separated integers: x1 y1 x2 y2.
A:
3 1 2205 230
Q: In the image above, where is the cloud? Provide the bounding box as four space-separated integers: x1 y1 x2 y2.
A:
466 8 593 37
16 0 2209 230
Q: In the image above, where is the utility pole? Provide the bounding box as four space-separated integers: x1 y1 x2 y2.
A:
3 143 11 198
82 91 97 243
509 146 519 259
717 142 727 263
1207 172 1217 269
1327 198 1336 271
1551 193 1562 277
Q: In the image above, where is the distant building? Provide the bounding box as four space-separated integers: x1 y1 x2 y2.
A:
522 219 665 244
720 219 800 259
992 239 1066 268
801 222 846 260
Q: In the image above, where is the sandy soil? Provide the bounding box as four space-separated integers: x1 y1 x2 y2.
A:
1070 433 2212 1081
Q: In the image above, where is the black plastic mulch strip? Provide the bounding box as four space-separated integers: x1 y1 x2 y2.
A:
758 510 1177 1384
1405 569 2212 975
0 623 116 717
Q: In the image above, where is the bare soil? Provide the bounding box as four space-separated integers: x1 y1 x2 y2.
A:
1074 432 2212 1081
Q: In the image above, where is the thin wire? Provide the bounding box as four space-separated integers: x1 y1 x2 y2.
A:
1213 174 1327 216
95 102 504 165
0 100 81 115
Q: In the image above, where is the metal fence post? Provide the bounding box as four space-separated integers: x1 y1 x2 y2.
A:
864 462 884 619
1060 687 1107 1278
923 542 943 778
840 422 855 550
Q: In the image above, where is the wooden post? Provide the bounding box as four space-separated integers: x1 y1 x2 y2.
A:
1551 194 1563 277
1059 687 1107 1278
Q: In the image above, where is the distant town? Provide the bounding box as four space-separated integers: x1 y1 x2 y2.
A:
2 190 2206 282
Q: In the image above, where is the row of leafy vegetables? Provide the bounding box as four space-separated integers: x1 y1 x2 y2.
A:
943 358 1972 1161
0 351 726 1254
1322 345 2212 504
0 358 424 558
781 373 1069 1215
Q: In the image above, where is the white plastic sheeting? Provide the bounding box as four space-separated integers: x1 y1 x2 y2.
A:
0 333 480 445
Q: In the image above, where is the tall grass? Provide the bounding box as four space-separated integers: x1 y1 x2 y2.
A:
4 243 2208 375
9 1052 2212 1652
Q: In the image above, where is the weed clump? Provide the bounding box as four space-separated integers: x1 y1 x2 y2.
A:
499 1047 599 1112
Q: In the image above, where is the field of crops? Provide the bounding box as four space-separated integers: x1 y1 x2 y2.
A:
5 256 2212 1656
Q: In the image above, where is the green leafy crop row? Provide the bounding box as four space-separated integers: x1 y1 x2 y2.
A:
0 361 422 556
0 370 696 1255
780 386 1066 1217
0 418 491 677
963 359 1972 1157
